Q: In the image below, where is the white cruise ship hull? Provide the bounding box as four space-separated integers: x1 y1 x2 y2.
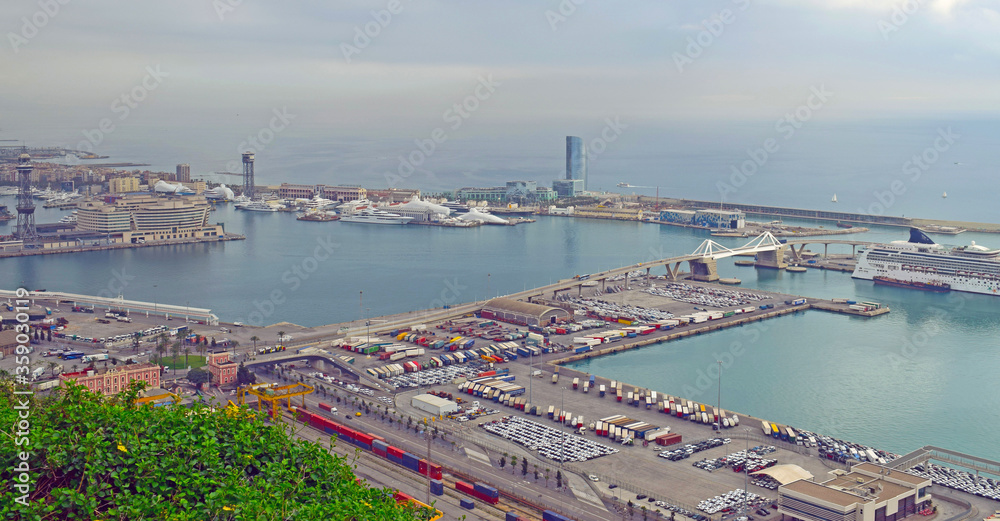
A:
853 247 1000 297
340 216 412 225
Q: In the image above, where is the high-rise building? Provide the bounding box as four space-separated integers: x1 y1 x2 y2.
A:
565 136 587 191
109 177 140 194
176 164 191 183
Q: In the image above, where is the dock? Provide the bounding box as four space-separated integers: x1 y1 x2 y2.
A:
0 233 245 258
810 300 890 317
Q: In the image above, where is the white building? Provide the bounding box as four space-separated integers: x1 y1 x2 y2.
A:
411 394 459 416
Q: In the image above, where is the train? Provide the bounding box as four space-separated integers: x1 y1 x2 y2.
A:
288 403 443 481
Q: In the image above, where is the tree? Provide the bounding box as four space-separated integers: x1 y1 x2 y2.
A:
187 367 210 387
533 464 539 480
230 340 239 357
250 335 260 352
184 345 191 367
545 468 550 488
277 331 286 345
511 455 517 474
521 458 528 477
211 337 217 348
155 343 166 363
642 505 648 521
46 329 52 342
170 342 181 372
556 470 562 488
47 361 59 377
236 363 256 386
499 456 506 469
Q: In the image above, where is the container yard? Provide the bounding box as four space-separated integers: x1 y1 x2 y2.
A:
23 278 1000 521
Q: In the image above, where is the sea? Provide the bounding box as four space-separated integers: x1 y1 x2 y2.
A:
1 118 998 460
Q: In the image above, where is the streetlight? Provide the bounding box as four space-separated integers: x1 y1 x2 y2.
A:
365 307 371 343
717 360 722 431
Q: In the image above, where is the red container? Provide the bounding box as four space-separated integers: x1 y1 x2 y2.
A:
478 371 496 378
428 463 443 480
455 481 474 495
373 445 387 457
356 433 374 446
387 446 405 459
418 459 428 474
318 402 332 412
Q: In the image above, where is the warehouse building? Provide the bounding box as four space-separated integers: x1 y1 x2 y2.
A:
411 393 460 416
778 463 932 521
481 298 570 326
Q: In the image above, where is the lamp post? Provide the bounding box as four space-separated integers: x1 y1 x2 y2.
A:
365 307 371 343
717 359 722 430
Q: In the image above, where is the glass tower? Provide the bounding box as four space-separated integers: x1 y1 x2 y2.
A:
565 136 587 191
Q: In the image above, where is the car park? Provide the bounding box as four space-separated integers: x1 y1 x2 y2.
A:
480 416 619 462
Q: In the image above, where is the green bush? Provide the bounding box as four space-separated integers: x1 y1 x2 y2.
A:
1 381 434 520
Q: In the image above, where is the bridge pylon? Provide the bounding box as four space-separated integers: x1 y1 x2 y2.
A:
755 247 788 270
688 258 720 281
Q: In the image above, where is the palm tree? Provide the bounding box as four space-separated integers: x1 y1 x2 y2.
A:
170 342 181 373
230 340 239 357
47 361 59 378
155 342 166 363
277 331 286 346
183 345 191 367
250 335 260 353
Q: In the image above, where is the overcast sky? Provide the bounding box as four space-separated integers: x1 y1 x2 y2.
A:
1 0 998 188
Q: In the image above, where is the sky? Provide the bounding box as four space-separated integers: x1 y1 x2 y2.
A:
1 0 998 195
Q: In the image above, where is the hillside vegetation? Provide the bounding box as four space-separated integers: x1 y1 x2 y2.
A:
1 381 433 521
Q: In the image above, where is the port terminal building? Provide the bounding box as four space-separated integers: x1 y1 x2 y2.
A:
275 183 367 202
778 463 932 521
455 181 557 204
658 208 746 229
481 298 569 326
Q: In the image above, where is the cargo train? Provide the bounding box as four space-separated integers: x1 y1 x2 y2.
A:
288 403 443 481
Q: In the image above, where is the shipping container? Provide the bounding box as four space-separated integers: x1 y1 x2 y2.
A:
599 385 606 397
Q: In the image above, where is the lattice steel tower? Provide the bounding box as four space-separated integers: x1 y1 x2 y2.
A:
15 152 38 242
242 152 255 199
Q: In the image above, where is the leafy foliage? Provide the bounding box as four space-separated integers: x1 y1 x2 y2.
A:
186 367 210 386
0 381 433 520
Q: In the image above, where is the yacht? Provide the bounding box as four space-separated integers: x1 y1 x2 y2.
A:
831 194 838 203
232 195 252 208
340 208 413 225
853 228 1000 296
303 194 338 211
240 200 279 212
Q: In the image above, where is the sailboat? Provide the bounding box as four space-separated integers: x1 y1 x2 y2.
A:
831 194 838 203
942 191 947 199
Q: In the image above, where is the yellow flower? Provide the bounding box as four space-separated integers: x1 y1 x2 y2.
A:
223 506 233 511
117 444 127 453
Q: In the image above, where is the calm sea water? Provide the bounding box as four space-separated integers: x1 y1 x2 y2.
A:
2 197 999 460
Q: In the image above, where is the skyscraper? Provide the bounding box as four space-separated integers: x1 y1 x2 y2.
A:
176 164 191 183
566 136 587 191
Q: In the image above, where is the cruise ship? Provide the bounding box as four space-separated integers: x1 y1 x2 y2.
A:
853 228 1000 296
340 208 413 225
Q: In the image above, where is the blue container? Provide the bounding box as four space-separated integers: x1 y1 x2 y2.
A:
388 454 403 465
372 440 388 452
506 512 522 521
460 498 475 510
430 479 444 496
474 483 499 498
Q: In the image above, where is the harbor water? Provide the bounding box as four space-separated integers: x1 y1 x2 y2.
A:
2 196 999 461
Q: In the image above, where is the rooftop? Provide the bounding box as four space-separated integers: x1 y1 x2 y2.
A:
783 479 867 508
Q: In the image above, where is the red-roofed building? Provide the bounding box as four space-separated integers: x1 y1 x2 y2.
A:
58 362 161 396
207 351 238 386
